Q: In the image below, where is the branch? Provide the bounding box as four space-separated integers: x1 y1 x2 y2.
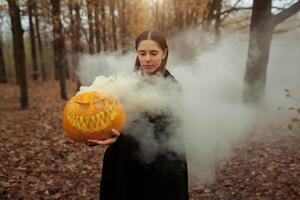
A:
220 7 252 16
222 17 250 27
220 0 241 22
274 25 300 35
221 6 289 16
220 6 251 23
273 1 300 26
272 6 286 11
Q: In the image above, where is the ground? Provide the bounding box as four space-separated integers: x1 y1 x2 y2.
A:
0 81 299 200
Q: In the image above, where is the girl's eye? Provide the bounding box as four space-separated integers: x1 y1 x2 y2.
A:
151 53 158 56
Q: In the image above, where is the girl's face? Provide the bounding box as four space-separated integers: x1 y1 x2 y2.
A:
137 39 167 75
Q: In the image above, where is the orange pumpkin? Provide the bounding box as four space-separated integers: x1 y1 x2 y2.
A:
63 91 125 142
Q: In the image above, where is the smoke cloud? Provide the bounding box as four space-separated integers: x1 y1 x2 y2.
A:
76 28 300 184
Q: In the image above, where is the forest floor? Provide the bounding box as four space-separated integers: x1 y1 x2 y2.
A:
0 81 300 200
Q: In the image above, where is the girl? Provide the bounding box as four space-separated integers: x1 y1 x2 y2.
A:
87 30 189 200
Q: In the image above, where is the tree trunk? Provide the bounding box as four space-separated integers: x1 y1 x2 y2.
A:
243 0 300 104
110 0 117 51
94 0 102 52
204 0 215 26
214 0 222 39
118 0 127 54
51 0 67 100
161 1 167 33
68 0 75 75
100 0 107 52
63 31 70 80
0 39 7 83
203 0 222 38
87 0 95 54
8 0 28 109
74 1 83 90
74 1 83 54
153 1 160 30
33 0 47 81
28 0 39 81
243 0 273 104
173 0 183 29
68 1 75 50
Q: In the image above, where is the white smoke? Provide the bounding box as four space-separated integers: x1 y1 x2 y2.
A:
76 28 300 184
77 71 181 125
77 70 184 163
76 52 135 85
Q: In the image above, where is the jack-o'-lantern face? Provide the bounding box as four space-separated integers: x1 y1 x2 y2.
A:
63 92 125 142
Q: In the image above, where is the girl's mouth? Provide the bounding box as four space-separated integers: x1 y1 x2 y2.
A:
143 65 154 68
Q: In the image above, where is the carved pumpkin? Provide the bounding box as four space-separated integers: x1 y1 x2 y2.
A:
63 91 125 142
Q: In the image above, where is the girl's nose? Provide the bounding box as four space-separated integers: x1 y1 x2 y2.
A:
145 54 151 62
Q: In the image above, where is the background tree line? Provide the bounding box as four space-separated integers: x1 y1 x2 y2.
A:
0 0 299 109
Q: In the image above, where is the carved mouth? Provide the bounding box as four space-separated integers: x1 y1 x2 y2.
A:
67 105 117 132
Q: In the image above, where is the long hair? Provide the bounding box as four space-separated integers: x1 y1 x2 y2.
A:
134 30 169 74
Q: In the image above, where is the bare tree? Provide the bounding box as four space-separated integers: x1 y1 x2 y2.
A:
243 0 300 104
173 0 184 29
0 38 7 83
0 6 7 83
74 0 83 54
118 0 128 54
109 0 117 51
94 0 101 52
203 0 223 38
7 0 28 108
33 0 47 81
100 0 107 51
87 0 95 54
68 0 82 89
51 0 67 100
68 0 77 68
28 0 39 81
214 0 222 38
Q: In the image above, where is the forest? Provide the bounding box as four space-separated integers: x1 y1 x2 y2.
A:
0 0 300 199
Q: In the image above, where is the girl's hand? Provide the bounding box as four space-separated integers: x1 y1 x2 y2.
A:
85 129 120 146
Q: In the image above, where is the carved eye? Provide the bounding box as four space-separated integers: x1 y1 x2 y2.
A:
78 103 90 110
95 101 104 109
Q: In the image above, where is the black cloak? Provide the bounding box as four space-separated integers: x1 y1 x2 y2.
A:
99 70 189 200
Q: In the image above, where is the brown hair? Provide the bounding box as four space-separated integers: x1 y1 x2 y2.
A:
134 30 169 74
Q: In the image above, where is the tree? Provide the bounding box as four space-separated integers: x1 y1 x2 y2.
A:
100 0 107 51
67 0 77 82
173 0 184 29
74 0 83 54
124 0 150 40
28 0 39 81
243 0 300 104
94 0 101 52
70 0 83 90
118 0 128 54
51 0 67 100
0 38 7 83
7 0 28 109
33 0 47 81
109 0 117 51
203 0 222 38
150 0 207 35
87 0 95 54
0 4 7 83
